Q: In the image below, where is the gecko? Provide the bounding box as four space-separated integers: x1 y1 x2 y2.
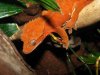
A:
21 0 93 54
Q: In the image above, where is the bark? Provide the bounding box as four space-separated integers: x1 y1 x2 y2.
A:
76 0 100 28
0 29 36 75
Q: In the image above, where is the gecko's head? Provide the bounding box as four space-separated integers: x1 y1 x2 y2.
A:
21 34 45 54
21 32 37 54
21 17 46 54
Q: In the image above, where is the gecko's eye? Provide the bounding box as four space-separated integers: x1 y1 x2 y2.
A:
30 40 36 45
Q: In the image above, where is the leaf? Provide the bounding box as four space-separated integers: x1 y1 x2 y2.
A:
18 0 60 11
0 2 22 19
92 51 100 57
0 23 20 37
80 54 97 64
37 0 60 11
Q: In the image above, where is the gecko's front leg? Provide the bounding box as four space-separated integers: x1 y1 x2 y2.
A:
55 26 69 49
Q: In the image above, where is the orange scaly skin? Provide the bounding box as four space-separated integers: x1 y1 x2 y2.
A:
21 0 93 54
21 17 55 54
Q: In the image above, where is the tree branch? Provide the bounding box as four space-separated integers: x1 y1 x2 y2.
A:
76 0 100 28
0 29 36 75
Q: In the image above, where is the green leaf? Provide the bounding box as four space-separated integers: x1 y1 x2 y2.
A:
37 0 60 11
0 2 22 19
0 23 20 37
92 52 100 57
18 0 60 11
80 54 97 64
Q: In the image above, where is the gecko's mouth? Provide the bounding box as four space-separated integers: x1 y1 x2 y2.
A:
23 42 35 54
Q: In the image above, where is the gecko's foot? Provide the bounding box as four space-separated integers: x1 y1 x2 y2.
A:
62 40 69 50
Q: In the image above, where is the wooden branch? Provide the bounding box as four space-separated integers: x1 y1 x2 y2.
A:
0 30 36 75
76 0 100 28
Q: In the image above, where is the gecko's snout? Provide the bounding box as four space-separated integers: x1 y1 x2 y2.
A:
22 40 36 54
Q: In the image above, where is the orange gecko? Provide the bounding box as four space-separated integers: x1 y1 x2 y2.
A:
21 0 93 54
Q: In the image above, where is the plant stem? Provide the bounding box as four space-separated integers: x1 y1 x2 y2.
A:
96 56 100 75
68 46 93 75
66 52 76 75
